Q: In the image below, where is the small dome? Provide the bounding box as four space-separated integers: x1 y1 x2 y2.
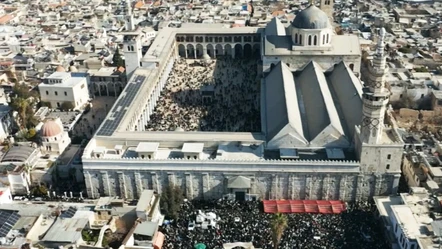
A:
69 66 78 72
41 120 63 137
292 5 330 29
56 65 66 72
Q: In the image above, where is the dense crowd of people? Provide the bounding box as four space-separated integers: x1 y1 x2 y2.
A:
160 200 389 249
146 57 261 132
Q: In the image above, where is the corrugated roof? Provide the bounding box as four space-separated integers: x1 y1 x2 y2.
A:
42 217 89 243
2 146 35 163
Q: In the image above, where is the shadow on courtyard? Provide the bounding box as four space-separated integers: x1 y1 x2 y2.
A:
150 55 262 132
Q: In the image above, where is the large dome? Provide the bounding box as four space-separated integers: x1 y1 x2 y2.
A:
41 120 63 137
292 5 330 29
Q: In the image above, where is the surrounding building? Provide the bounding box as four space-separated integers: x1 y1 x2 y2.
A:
81 6 403 201
40 118 71 154
38 70 90 110
375 187 442 249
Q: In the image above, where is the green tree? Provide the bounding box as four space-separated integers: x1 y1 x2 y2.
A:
160 184 184 220
11 97 29 128
31 184 48 196
112 47 125 68
415 67 429 72
61 101 75 111
40 101 52 108
270 213 288 249
10 83 39 129
26 128 36 140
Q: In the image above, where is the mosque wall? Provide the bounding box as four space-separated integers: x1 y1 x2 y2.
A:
83 167 398 201
263 54 361 74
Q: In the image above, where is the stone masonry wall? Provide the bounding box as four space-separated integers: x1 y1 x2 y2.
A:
84 170 398 201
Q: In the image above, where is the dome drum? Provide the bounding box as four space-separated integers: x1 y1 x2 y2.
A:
290 5 332 47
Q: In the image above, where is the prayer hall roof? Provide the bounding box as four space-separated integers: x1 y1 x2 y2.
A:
264 61 363 149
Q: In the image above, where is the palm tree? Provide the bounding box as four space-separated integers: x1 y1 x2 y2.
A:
270 213 288 249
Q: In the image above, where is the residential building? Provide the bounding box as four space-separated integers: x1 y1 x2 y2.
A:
39 70 90 110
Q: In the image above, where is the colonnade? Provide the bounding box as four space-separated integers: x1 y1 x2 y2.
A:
177 43 260 59
132 57 175 131
94 82 125 97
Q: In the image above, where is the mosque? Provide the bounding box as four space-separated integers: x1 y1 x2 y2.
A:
81 0 404 201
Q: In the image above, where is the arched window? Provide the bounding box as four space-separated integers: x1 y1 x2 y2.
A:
294 33 298 43
308 35 312 45
323 34 325 44
314 35 317 45
349 64 354 71
326 33 330 43
299 34 302 45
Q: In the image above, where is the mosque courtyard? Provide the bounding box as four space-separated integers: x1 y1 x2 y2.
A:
145 57 261 132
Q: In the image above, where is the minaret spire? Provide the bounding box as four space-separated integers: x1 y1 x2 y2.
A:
360 27 389 145
125 0 135 31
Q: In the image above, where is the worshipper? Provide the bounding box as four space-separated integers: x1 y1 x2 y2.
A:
159 199 388 249
146 56 261 132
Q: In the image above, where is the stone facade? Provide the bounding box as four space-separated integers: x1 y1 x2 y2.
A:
83 160 399 201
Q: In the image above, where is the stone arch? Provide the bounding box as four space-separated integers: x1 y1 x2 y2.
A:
295 33 298 43
178 44 186 58
215 44 223 57
234 44 243 58
243 43 252 58
206 44 215 58
252 44 260 57
314 35 317 45
186 44 195 59
308 35 312 45
195 44 204 59
299 34 303 45
225 44 232 56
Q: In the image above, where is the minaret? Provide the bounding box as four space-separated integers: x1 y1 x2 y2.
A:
360 27 389 145
125 0 135 31
122 0 141 78
319 0 333 21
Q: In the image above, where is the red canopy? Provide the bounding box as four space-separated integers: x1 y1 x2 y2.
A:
263 200 346 214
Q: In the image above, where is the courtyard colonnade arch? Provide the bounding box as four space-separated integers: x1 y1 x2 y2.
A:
175 34 261 59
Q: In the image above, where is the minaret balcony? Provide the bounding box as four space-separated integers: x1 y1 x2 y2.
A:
362 96 389 107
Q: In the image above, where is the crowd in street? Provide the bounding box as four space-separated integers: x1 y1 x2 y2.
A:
146 57 261 132
160 200 389 249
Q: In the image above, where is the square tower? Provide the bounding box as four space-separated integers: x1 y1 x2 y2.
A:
319 0 334 21
123 33 142 78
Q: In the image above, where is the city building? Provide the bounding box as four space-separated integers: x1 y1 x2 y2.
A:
0 104 14 142
375 187 442 249
81 5 404 201
0 187 12 204
136 190 163 223
38 70 90 110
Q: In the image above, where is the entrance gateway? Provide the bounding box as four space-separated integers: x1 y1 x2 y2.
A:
227 176 252 201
